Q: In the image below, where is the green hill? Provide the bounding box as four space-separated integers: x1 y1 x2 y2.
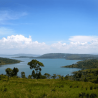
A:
61 59 98 69
0 57 21 66
37 53 98 60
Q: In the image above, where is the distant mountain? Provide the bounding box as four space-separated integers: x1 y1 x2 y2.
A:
11 54 41 57
6 53 98 60
36 53 98 60
37 53 69 58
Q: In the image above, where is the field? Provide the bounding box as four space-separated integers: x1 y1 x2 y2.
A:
0 75 98 98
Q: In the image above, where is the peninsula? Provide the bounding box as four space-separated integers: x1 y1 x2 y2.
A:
0 57 21 66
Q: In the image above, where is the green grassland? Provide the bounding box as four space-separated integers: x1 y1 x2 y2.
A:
0 75 98 98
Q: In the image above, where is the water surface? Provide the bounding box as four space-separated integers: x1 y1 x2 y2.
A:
0 55 81 78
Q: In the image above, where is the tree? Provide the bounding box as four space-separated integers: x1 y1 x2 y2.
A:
51 74 57 79
21 72 26 78
5 68 13 80
32 70 36 79
5 67 19 80
57 75 62 79
11 67 19 77
44 73 51 79
37 71 41 79
28 59 44 79
64 75 69 80
28 75 32 79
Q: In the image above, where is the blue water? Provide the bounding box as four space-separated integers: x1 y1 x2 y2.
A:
0 55 81 78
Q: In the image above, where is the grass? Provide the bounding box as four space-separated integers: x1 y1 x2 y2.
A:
0 76 98 98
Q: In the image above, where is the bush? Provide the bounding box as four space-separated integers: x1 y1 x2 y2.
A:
90 86 93 90
40 75 46 79
28 75 32 79
84 78 88 82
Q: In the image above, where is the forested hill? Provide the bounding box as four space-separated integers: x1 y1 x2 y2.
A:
61 59 98 69
0 57 21 66
37 53 69 58
36 53 98 60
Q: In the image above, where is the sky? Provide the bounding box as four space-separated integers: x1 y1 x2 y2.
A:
0 0 98 55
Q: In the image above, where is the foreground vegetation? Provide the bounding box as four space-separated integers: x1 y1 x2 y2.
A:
0 75 98 98
0 59 98 98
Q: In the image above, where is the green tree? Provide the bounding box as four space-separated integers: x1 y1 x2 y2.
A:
32 70 36 79
57 75 62 79
21 72 25 78
37 71 41 79
5 68 12 80
28 59 44 79
44 73 51 79
11 67 19 77
64 75 69 80
28 75 32 79
51 74 57 79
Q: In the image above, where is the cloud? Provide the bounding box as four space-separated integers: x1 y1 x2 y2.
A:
0 10 28 24
69 36 98 43
0 35 98 54
50 36 98 54
68 36 98 53
51 41 66 49
69 36 98 47
0 35 50 54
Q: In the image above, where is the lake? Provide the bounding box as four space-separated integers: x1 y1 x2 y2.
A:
0 55 81 78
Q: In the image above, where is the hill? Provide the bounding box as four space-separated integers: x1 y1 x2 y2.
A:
0 57 21 66
12 53 98 60
61 59 98 69
36 53 98 60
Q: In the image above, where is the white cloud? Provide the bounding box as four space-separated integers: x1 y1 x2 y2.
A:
69 36 98 43
0 35 50 54
67 36 98 53
0 35 98 54
51 41 66 49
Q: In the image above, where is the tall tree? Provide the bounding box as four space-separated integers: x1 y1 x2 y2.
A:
28 59 44 79
32 70 36 79
11 67 19 77
5 68 12 80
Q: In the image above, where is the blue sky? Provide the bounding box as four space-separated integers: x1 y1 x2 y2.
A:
0 0 98 54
